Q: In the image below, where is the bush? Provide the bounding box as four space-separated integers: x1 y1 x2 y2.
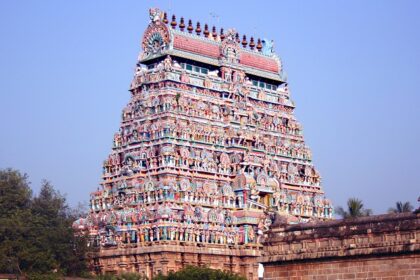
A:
26 272 62 280
153 265 246 280
96 272 148 280
95 266 245 280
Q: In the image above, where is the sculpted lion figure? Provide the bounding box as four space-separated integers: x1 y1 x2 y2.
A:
149 8 163 23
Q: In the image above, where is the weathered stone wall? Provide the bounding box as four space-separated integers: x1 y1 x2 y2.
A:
260 213 420 280
89 242 261 279
263 254 419 279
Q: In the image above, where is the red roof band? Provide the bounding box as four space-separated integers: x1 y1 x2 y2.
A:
173 34 279 74
173 34 220 58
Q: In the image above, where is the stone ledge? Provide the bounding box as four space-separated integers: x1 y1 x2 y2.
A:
95 243 263 258
268 212 418 236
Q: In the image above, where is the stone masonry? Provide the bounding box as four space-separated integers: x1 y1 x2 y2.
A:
260 213 420 280
90 243 260 279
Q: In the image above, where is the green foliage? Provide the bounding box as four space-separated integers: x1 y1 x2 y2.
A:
153 265 246 280
335 198 372 219
96 274 118 280
0 168 89 277
388 201 414 213
0 169 34 274
0 168 32 214
26 272 62 280
95 267 246 280
96 272 148 280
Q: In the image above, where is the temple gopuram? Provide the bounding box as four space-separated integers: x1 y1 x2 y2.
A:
74 8 333 279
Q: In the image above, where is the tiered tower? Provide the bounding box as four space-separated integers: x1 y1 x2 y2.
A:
74 8 333 279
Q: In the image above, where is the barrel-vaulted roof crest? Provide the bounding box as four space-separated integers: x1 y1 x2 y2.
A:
140 8 284 80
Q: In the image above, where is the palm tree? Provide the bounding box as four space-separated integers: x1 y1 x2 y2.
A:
388 201 413 213
335 198 372 219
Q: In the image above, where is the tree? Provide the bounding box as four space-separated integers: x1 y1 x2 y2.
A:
30 180 89 275
153 265 247 280
335 198 372 219
0 168 32 214
0 168 89 277
0 169 34 274
388 201 414 213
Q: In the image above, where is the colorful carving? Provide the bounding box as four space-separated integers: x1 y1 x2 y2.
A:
76 8 333 251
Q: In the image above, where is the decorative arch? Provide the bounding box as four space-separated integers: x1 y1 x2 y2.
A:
141 18 171 58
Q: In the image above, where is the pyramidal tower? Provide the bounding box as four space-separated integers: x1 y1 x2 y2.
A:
74 8 333 279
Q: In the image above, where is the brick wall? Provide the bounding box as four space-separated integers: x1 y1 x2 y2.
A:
264 254 419 280
260 213 420 280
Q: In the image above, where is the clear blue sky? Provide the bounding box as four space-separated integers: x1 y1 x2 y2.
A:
1 0 419 214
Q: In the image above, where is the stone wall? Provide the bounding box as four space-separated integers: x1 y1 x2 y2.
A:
89 242 261 279
260 213 420 280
